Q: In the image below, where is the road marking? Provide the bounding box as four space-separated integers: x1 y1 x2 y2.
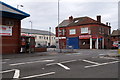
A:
60 60 77 64
57 63 70 70
82 60 100 65
46 60 77 66
2 62 6 64
21 72 55 79
3 59 10 61
0 69 15 73
85 61 119 68
0 69 20 79
99 57 119 60
10 60 54 66
13 69 20 78
10 63 26 66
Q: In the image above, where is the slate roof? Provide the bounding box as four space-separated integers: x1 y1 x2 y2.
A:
21 28 55 36
111 29 120 36
0 1 30 19
57 16 110 28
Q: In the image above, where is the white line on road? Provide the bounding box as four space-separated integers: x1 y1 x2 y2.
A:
10 63 26 66
10 60 54 66
57 63 70 70
60 60 77 64
2 62 6 64
46 60 77 66
13 69 20 78
0 69 15 73
99 57 119 60
0 69 20 79
21 72 55 79
85 61 119 68
82 59 100 65
3 59 10 61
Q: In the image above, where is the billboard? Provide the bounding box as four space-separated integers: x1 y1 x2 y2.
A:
0 25 13 36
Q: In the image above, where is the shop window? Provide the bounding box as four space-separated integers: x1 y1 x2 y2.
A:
81 27 88 34
69 29 76 35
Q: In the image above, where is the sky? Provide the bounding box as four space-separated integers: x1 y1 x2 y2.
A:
2 0 119 33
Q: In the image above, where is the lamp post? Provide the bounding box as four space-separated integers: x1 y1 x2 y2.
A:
57 0 61 52
17 5 23 9
49 27 51 47
29 21 32 53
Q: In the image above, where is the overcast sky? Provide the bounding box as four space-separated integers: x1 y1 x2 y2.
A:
3 0 119 33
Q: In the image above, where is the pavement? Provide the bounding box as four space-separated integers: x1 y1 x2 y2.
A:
2 51 59 59
2 49 120 59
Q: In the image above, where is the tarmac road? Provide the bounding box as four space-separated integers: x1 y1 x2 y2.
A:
1 49 120 79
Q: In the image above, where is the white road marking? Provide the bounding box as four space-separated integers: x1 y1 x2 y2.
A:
10 63 26 66
13 69 20 78
82 60 100 65
0 69 20 79
21 72 55 79
85 61 119 68
3 59 10 61
60 60 77 64
0 69 15 73
10 60 54 66
57 63 70 70
99 57 119 60
2 62 6 64
46 60 77 66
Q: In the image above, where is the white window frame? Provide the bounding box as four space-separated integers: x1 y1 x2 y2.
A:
81 27 88 34
69 29 76 35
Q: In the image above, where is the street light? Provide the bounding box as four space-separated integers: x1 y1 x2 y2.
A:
17 5 23 9
57 0 61 52
29 21 32 53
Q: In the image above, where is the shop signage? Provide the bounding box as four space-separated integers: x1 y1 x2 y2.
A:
79 35 91 39
0 25 13 36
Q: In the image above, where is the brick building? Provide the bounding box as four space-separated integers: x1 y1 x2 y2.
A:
111 29 120 48
56 15 111 49
0 2 30 54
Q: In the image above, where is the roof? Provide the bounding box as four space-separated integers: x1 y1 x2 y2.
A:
57 16 110 28
0 1 30 20
111 29 120 36
21 28 55 36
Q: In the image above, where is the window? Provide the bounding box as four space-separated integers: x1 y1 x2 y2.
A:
39 36 41 39
69 29 76 35
81 27 88 34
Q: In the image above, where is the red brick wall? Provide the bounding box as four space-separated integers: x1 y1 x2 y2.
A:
1 17 21 54
56 24 111 49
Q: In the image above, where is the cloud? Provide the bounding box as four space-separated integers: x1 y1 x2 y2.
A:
2 0 118 33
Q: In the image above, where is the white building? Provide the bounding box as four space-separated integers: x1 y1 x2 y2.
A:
21 28 56 47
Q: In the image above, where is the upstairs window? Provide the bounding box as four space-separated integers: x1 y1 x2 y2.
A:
69 29 76 35
81 27 88 34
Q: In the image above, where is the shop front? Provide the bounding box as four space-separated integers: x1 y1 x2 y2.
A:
79 35 103 49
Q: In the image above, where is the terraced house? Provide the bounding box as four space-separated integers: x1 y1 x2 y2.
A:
56 15 111 49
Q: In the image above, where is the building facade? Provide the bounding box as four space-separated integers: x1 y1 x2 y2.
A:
111 29 120 48
21 28 56 47
0 2 30 54
56 16 111 49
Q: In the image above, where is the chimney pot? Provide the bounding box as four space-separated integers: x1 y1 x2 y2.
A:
69 16 73 21
97 15 101 23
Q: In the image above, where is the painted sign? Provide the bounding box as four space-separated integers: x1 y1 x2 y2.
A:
0 25 13 36
79 35 91 39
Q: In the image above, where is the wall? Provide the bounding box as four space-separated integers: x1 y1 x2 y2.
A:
1 17 21 54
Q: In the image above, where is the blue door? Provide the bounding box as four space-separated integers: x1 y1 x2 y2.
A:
66 37 79 49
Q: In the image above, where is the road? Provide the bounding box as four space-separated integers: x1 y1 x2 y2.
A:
1 49 120 79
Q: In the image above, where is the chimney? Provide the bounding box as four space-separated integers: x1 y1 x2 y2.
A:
69 16 73 21
97 15 101 23
106 22 108 26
